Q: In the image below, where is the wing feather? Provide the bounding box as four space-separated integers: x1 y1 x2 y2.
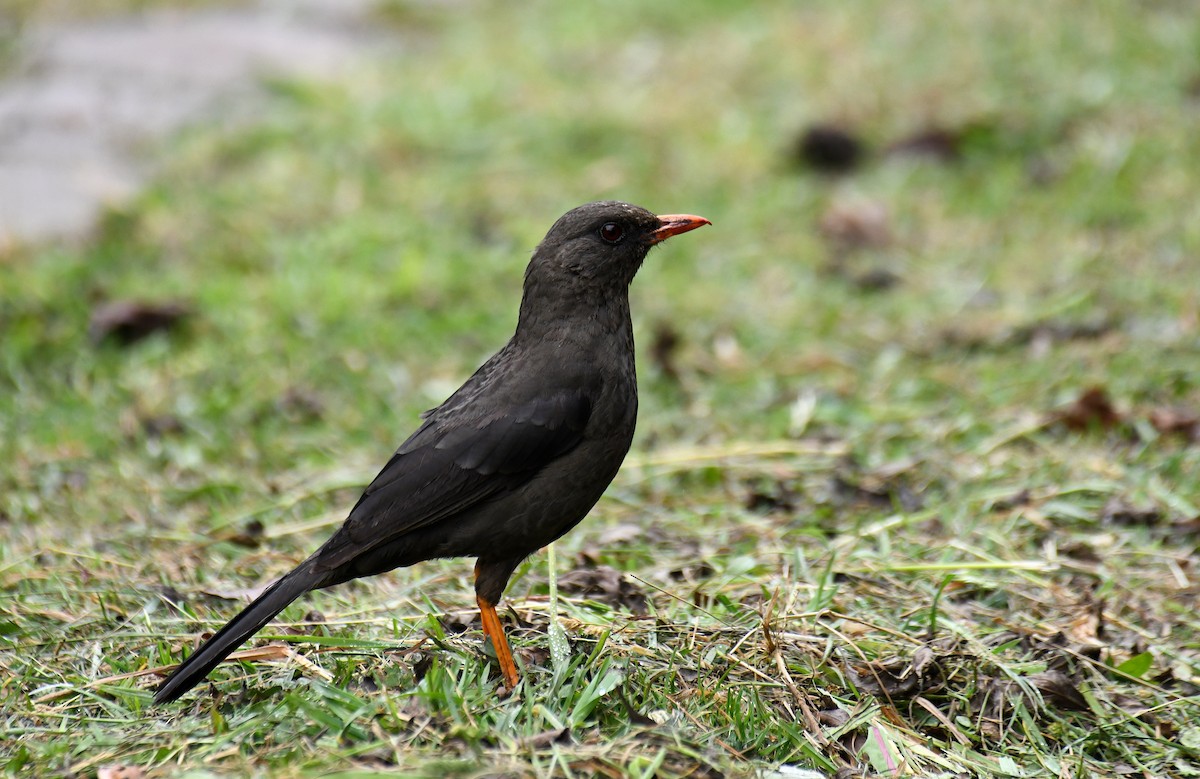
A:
314 388 592 570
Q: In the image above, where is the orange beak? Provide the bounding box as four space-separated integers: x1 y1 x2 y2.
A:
649 213 712 245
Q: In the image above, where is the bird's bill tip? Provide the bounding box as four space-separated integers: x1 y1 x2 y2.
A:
649 213 712 245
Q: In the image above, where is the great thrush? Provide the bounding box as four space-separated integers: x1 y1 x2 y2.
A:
154 201 710 703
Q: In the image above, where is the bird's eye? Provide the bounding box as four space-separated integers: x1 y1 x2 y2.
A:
598 222 624 244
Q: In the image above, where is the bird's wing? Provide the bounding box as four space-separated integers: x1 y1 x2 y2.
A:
313 387 592 570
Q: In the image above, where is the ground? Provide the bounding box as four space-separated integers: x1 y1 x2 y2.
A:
2 2 1199 777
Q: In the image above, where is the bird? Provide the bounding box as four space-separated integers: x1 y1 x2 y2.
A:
154 201 710 703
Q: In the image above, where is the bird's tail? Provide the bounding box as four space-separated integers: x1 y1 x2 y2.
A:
154 559 322 704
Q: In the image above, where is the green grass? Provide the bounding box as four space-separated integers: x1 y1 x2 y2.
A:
4 0 1200 776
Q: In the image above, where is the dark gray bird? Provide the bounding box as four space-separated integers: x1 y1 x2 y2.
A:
154 201 710 703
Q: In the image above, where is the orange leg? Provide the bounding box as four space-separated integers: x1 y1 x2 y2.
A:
476 593 520 689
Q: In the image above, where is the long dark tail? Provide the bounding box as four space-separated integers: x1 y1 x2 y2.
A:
154 559 323 704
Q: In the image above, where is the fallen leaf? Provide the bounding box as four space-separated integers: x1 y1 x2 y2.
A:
276 386 325 422
971 670 1090 722
1059 540 1102 562
519 727 572 748
1011 317 1115 348
1111 692 1167 732
401 651 431 684
1029 670 1090 711
829 465 924 513
649 322 682 382
97 766 144 779
743 476 799 515
221 643 293 663
816 708 851 727
667 561 714 583
886 127 964 162
88 299 191 345
990 488 1033 512
558 565 649 615
515 643 551 673
1101 497 1163 527
792 123 866 174
138 413 185 439
845 648 943 700
1166 515 1200 538
1050 386 1123 431
818 198 892 252
218 518 267 548
354 672 379 694
1065 599 1105 646
909 645 936 677
933 316 1115 355
156 586 188 616
885 119 1017 164
852 268 901 291
437 610 476 634
1149 406 1200 442
596 523 644 546
614 686 658 726
198 583 271 602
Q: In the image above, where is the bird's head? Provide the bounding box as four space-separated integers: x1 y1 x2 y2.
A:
524 201 711 299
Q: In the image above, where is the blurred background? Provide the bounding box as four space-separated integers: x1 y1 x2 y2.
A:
2 1 1198 775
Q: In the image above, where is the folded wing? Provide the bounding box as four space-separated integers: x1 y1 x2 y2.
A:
314 388 592 570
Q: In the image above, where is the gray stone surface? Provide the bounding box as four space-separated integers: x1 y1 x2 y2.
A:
0 1 383 244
